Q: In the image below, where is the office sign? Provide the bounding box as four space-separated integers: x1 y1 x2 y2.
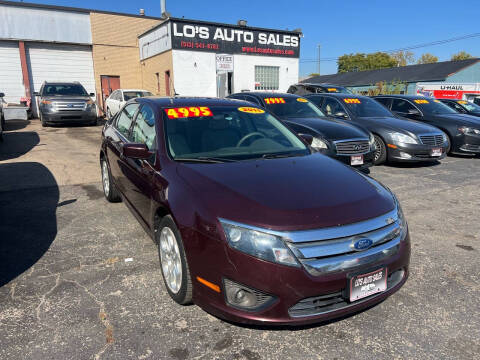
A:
216 54 234 71
171 20 300 58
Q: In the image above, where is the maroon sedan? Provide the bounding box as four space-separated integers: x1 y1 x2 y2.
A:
100 97 410 325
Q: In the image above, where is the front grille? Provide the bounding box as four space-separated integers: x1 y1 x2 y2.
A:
288 269 405 317
53 101 87 111
335 140 370 155
419 134 444 146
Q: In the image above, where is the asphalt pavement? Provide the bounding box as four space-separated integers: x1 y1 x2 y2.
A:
0 119 479 360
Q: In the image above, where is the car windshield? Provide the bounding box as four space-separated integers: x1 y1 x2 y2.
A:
43 84 88 96
263 97 325 119
164 105 309 162
342 97 394 117
458 101 480 112
414 99 457 115
123 91 153 101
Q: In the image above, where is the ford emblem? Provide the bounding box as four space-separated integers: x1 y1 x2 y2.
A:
353 238 373 251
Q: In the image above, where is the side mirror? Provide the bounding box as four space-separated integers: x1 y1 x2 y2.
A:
407 109 421 116
89 93 95 97
299 133 313 145
121 143 152 159
334 111 348 119
0 92 4 98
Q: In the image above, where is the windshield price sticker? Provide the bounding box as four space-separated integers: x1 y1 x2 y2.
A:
297 98 309 103
327 88 338 92
344 98 361 104
414 99 429 104
458 100 468 104
264 97 286 104
238 107 265 114
165 107 213 119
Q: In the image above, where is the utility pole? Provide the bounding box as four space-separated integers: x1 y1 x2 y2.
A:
317 44 321 75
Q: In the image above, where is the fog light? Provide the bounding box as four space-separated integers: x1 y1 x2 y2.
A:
399 152 412 159
224 278 275 311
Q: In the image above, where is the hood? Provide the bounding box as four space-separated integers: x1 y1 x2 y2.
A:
358 116 441 135
284 117 369 141
437 113 480 126
177 153 395 231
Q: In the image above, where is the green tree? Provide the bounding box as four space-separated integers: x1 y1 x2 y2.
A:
451 51 473 61
391 51 415 66
417 53 438 64
308 73 320 77
337 52 397 73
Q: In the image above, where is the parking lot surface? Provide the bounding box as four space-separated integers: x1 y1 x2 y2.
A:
1 120 479 360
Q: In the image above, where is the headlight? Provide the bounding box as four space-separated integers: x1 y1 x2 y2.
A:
219 219 299 267
389 132 418 144
442 133 448 143
86 99 94 105
392 194 408 241
458 126 480 135
311 137 328 149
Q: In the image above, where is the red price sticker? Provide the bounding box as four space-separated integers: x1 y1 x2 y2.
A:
344 98 361 104
264 97 286 105
165 106 213 119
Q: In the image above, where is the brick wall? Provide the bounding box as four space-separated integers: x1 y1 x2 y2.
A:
141 51 174 96
90 12 161 106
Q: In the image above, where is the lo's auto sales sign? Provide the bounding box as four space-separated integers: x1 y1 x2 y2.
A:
171 20 300 58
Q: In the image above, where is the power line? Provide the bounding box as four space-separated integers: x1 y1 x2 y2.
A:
299 32 480 63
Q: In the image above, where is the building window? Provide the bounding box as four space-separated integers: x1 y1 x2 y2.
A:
255 66 279 90
156 73 160 93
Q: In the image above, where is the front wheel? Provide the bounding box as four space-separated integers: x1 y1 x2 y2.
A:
101 157 121 202
373 135 387 165
157 216 193 305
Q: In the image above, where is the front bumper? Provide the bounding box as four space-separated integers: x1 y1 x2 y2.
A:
41 109 97 123
454 133 480 154
386 142 448 162
184 227 410 326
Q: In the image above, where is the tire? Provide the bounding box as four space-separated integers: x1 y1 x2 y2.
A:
89 119 97 126
445 135 452 155
373 135 387 165
40 113 47 127
157 216 193 305
101 157 121 202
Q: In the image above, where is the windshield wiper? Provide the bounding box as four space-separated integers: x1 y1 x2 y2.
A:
262 152 305 159
175 157 236 163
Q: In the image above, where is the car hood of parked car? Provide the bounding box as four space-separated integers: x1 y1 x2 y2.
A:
358 116 441 136
283 117 369 141
434 113 480 126
41 95 92 102
176 153 395 231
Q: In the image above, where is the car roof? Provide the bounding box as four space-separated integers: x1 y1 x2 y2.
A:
138 96 256 108
231 92 301 99
305 93 367 99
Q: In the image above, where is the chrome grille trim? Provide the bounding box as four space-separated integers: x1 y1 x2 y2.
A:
419 133 444 146
52 101 87 111
334 138 370 155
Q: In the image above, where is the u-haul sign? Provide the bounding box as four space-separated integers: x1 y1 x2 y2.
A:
416 82 480 99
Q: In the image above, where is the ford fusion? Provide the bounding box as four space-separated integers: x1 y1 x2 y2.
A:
374 95 480 155
100 97 410 325
306 93 449 165
227 92 376 170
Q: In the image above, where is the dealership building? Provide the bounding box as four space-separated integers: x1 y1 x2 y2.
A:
0 0 301 116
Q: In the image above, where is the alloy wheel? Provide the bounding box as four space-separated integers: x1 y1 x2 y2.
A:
102 160 110 196
374 138 382 161
159 227 183 294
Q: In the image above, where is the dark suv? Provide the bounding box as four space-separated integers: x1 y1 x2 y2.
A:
100 97 410 325
34 82 97 127
288 83 352 95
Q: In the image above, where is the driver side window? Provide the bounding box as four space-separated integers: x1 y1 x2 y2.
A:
391 99 417 113
115 103 139 139
322 98 345 117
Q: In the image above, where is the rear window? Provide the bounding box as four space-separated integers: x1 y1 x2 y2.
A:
42 84 88 96
123 91 153 101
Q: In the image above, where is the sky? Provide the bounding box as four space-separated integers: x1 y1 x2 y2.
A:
14 0 480 76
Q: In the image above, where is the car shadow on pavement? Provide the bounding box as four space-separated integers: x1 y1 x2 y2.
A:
3 119 30 131
0 131 40 161
0 162 58 287
383 160 442 169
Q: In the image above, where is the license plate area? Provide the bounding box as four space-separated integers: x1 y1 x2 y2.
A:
351 155 364 165
431 148 442 157
349 267 387 302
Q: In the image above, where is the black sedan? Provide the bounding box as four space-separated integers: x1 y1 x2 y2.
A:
227 92 375 170
374 95 480 155
306 93 449 165
438 99 480 117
